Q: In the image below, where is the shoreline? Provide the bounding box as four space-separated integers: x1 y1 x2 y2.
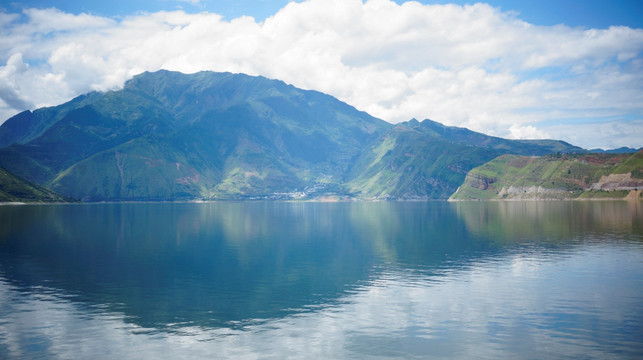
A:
2 197 642 206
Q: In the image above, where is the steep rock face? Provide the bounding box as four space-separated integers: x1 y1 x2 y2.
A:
589 173 643 191
496 186 571 200
466 173 497 191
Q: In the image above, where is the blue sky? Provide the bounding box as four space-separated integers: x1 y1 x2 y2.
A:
1 0 642 149
5 0 643 27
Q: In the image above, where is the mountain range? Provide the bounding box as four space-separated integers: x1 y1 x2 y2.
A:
0 70 631 202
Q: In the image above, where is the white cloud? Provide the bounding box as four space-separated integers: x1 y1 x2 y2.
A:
508 124 551 140
542 120 643 150
0 53 32 109
0 0 642 149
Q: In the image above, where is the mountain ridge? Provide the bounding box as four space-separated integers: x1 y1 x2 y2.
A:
0 166 69 203
0 70 611 201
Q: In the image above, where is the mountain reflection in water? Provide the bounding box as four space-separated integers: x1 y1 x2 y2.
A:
0 201 642 359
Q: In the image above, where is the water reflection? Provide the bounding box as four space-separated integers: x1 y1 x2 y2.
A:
454 200 643 244
0 201 642 359
0 203 381 330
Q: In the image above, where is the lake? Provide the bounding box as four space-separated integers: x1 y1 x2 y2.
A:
0 201 642 359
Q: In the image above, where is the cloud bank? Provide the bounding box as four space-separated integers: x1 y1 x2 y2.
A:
1 0 642 149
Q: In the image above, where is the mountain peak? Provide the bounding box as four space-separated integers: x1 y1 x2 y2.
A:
0 70 391 200
0 70 604 201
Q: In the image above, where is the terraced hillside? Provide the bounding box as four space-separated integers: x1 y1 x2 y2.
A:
450 151 643 200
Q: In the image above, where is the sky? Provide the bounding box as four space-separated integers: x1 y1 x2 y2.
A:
0 0 642 149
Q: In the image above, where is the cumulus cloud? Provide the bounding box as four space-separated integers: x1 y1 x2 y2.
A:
0 0 642 149
0 53 33 109
508 124 551 140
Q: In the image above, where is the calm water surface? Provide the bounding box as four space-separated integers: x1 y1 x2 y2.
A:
0 201 642 359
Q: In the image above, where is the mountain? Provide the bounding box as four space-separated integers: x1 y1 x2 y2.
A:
450 151 643 201
417 119 584 155
0 166 68 203
0 92 105 149
588 147 642 154
0 70 591 201
345 119 584 199
0 70 388 201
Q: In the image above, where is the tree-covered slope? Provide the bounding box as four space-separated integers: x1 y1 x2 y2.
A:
450 151 643 200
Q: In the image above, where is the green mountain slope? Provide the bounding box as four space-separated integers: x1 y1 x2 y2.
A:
0 92 103 149
450 151 643 200
345 119 583 199
0 70 595 201
0 71 389 201
346 122 505 199
0 166 68 203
